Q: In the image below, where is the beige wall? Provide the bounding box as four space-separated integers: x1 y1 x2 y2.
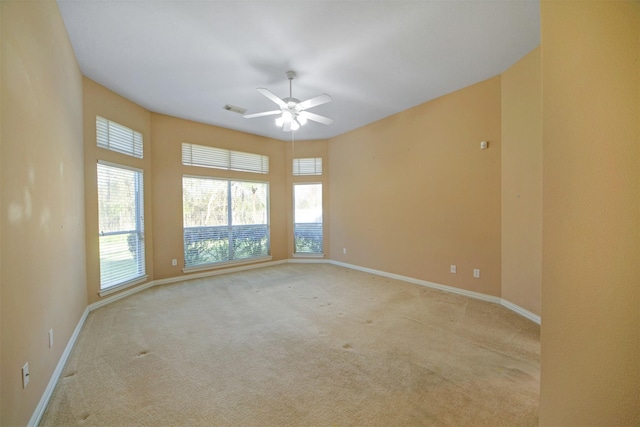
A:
150 114 292 279
7 1 638 424
501 47 542 316
0 3 3 421
0 2 87 425
83 78 154 304
539 2 639 425
329 76 502 296
82 81 326 294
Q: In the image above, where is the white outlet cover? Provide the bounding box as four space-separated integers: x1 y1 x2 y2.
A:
450 265 457 273
473 269 481 278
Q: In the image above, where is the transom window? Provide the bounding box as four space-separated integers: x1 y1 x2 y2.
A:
96 116 143 158
293 157 322 176
182 143 269 174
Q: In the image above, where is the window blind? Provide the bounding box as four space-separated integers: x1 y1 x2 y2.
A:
293 183 323 254
183 176 270 268
293 158 322 176
182 143 269 174
96 116 143 158
97 162 145 289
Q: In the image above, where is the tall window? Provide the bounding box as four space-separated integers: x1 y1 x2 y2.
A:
294 183 323 254
97 162 145 289
183 176 269 268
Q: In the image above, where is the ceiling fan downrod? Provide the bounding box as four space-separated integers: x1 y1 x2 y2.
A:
286 70 296 100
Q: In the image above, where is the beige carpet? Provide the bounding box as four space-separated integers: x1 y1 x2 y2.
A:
40 264 540 426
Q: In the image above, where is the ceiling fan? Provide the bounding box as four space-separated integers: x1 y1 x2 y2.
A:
244 71 333 132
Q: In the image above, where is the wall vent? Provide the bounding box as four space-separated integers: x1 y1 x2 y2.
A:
223 104 247 115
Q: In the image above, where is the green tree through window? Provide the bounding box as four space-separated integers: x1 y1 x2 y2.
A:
183 176 269 267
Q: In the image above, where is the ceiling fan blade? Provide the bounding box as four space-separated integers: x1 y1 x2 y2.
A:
243 110 281 119
257 88 287 109
299 111 333 126
296 93 332 111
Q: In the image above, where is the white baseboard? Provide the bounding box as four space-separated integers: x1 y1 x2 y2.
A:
31 256 540 425
288 257 328 264
163 259 287 284
88 259 288 311
328 260 502 304
32 259 288 425
28 306 90 427
90 279 157 311
500 298 541 324
326 260 540 325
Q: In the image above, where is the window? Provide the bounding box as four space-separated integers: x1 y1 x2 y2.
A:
183 176 270 268
182 143 269 174
96 116 143 158
293 157 322 176
294 183 323 254
97 162 145 290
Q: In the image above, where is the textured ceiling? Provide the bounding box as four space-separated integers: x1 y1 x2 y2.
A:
57 0 540 141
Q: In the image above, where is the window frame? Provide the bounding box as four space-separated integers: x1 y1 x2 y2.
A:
182 174 271 271
293 182 324 256
182 142 269 174
96 116 143 159
293 157 322 176
97 160 147 294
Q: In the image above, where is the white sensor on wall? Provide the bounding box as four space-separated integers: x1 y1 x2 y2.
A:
480 141 488 149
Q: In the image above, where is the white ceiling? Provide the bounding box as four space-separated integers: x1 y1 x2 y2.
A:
57 0 540 141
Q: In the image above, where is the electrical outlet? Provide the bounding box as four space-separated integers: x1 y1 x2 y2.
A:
171 259 177 266
49 329 54 348
343 248 347 254
450 265 457 273
22 362 30 388
473 269 480 278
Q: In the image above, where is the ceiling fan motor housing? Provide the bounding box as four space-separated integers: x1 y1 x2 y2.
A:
283 98 301 108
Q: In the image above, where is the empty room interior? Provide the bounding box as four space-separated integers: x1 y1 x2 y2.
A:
1 1 638 426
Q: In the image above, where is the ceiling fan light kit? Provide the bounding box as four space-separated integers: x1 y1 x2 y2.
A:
244 70 333 132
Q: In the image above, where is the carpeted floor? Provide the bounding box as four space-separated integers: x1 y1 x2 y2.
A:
40 263 540 426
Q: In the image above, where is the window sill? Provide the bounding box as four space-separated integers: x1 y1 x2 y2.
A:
293 253 325 258
99 275 149 297
182 256 273 274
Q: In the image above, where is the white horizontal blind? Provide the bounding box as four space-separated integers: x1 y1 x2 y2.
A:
183 176 270 267
97 162 145 289
96 116 143 158
293 158 322 176
294 183 323 254
182 143 269 174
